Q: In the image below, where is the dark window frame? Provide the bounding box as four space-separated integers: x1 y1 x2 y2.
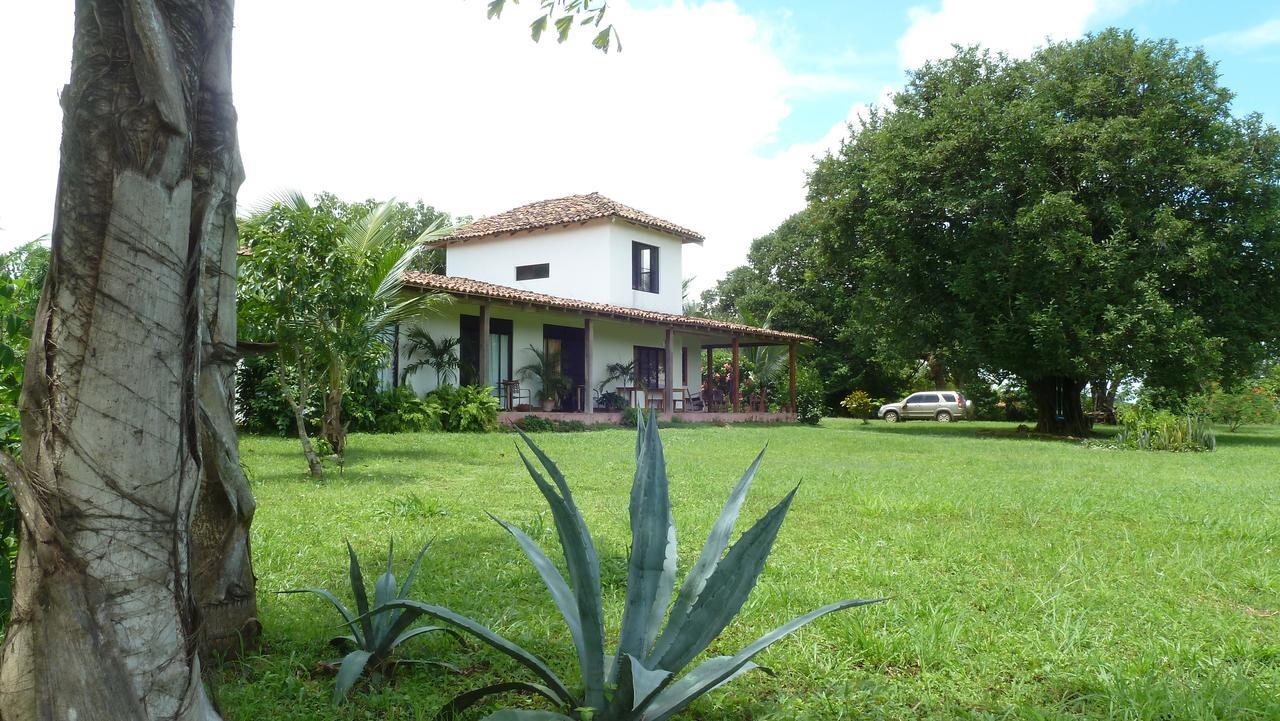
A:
632 241 659 293
634 345 666 389
516 263 550 281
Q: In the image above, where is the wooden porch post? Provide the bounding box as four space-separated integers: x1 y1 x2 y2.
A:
664 327 675 413
706 343 716 394
788 341 798 414
478 303 490 394
731 337 740 413
584 318 594 415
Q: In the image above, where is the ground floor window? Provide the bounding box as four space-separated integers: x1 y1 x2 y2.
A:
459 315 512 388
635 346 666 389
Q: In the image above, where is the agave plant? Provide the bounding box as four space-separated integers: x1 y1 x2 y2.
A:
375 411 884 720
282 540 463 703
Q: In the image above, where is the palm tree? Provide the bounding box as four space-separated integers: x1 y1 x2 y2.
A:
401 328 462 387
739 309 788 408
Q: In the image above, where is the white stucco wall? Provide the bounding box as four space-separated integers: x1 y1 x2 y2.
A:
442 218 690 315
606 222 686 315
395 302 706 406
444 222 613 303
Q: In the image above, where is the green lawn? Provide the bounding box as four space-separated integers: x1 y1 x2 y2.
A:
215 420 1280 720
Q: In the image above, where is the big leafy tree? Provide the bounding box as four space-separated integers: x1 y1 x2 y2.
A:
811 30 1280 434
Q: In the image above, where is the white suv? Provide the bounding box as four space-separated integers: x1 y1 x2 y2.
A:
877 391 968 423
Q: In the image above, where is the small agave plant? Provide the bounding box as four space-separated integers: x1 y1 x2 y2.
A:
377 411 884 720
282 540 463 703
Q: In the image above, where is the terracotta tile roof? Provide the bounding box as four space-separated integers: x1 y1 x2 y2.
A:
436 192 705 246
402 272 813 344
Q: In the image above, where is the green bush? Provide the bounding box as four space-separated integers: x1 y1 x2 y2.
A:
596 390 627 411
621 406 640 428
425 385 499 433
1114 403 1215 452
795 366 825 425
840 390 876 423
366 386 440 433
513 415 556 433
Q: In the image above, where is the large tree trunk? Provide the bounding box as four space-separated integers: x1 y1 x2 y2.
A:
186 0 258 663
926 353 948 390
0 1 238 718
1029 376 1091 436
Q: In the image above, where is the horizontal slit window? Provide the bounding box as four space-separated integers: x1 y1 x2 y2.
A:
516 263 550 280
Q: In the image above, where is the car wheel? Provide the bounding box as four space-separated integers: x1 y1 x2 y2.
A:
935 410 952 422
884 410 900 423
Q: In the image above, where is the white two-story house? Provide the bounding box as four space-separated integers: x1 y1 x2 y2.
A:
394 192 810 419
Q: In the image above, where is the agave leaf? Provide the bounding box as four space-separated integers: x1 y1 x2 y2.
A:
391 624 465 649
611 653 673 715
491 514 587 671
645 598 886 720
654 485 800 673
615 412 677 674
437 682 565 720
400 540 432 599
481 711 576 721
637 657 761 718
372 599 577 708
371 541 402 644
279 588 362 644
333 649 374 704
346 541 374 643
649 446 766 666
514 440 606 708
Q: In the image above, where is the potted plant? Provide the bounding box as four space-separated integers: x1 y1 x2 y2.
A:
518 345 573 412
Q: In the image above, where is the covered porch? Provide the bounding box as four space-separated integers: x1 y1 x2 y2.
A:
396 273 813 422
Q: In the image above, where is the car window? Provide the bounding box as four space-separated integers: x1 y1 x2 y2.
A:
905 394 927 403
941 393 956 402
911 394 940 403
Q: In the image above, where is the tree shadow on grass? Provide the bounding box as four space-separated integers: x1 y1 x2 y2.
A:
853 421 1101 444
1210 428 1280 449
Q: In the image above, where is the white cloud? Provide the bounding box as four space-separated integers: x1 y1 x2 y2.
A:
1204 18 1280 52
896 0 1102 69
0 0 870 293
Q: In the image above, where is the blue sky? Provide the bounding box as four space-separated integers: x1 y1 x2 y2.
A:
740 0 1280 152
2 1 1278 288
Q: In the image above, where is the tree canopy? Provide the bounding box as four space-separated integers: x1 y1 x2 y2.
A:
805 29 1280 433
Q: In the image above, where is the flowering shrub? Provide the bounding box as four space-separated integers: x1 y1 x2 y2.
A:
1186 382 1279 432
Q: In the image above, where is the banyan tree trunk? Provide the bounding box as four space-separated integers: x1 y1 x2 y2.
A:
0 1 240 718
1029 376 1091 436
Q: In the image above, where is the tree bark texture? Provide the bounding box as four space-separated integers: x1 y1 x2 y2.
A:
0 1 241 718
1030 376 1091 436
926 353 948 391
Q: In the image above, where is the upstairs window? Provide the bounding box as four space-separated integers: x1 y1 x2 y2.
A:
632 242 659 293
516 263 550 280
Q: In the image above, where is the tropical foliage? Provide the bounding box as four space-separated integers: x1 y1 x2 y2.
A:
372 413 880 719
1113 404 1216 452
518 345 573 407
840 390 876 423
423 385 500 433
1187 382 1279 432
283 540 462 703
238 192 450 474
402 329 463 387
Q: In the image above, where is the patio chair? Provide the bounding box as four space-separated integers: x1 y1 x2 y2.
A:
501 380 532 411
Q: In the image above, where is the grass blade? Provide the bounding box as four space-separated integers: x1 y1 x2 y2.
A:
278 588 362 644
